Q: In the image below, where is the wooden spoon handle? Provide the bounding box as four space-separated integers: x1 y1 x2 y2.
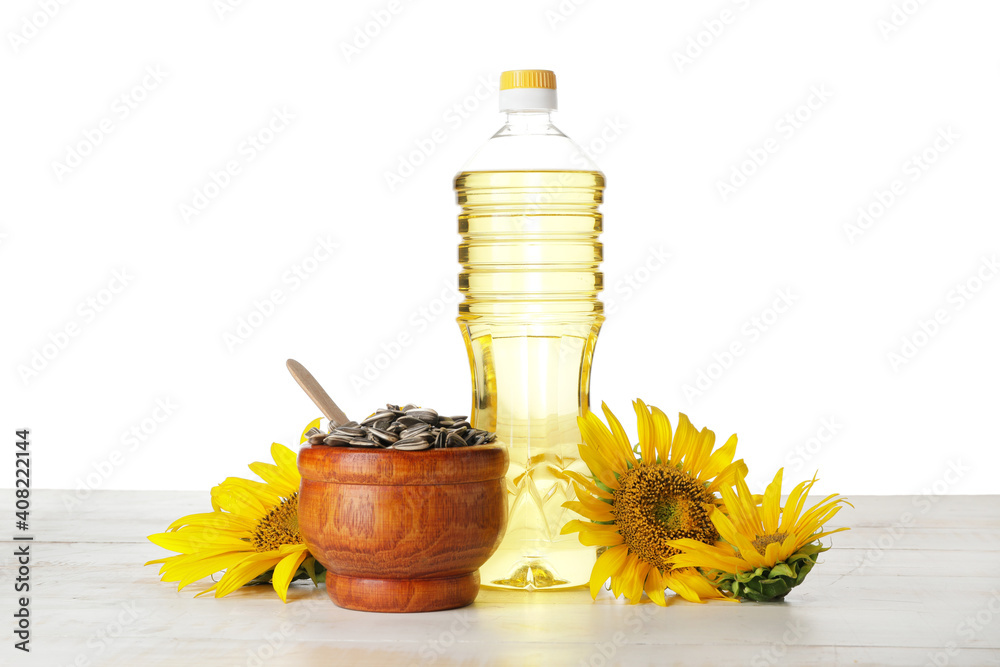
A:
286 359 351 427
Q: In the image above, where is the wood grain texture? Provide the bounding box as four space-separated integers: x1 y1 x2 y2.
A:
5 490 999 666
285 358 351 426
326 572 481 613
297 444 509 612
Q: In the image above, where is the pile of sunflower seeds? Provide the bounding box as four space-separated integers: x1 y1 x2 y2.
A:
304 404 497 451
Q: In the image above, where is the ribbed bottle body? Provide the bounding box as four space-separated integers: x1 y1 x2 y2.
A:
456 169 604 589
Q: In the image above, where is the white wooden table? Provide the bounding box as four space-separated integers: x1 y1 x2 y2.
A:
5 491 999 666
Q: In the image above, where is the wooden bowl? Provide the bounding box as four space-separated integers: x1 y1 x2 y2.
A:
297 444 508 613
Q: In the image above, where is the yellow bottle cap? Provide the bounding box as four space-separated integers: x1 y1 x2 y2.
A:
500 70 557 91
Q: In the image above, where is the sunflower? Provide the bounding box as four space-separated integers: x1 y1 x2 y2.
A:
561 400 748 605
145 420 323 603
668 468 850 602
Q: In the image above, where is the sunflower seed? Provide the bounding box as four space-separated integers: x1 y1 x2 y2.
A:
369 428 399 444
405 408 438 422
361 411 395 426
394 436 427 447
401 423 431 438
310 404 495 452
393 439 432 451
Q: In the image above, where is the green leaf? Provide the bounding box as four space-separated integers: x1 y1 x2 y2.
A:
769 563 795 579
303 557 326 586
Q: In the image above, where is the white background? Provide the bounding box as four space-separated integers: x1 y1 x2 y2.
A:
2 0 998 497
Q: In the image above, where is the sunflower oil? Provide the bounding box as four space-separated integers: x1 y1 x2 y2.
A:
455 71 605 589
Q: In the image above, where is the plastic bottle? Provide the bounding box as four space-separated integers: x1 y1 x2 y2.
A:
455 70 604 589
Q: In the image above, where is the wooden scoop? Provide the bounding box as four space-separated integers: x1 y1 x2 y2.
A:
286 359 351 427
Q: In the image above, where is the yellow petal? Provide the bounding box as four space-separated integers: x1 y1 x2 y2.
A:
578 442 616 482
670 414 696 464
148 547 239 573
219 477 283 506
602 402 637 468
271 547 310 603
167 511 255 534
247 462 298 497
194 582 219 598
711 511 767 569
562 500 614 523
643 567 667 606
214 553 285 598
577 525 625 547
794 495 847 535
761 468 783 534
300 418 322 444
649 407 673 466
701 433 738 481
671 568 734 602
589 544 629 598
735 474 763 535
794 503 847 543
564 470 613 499
210 485 268 519
571 485 617 515
148 530 250 554
685 427 715 480
662 569 704 603
269 443 301 485
763 541 782 567
799 526 850 546
172 553 250 591
633 399 657 463
613 551 639 598
630 560 652 604
667 538 747 572
593 466 621 492
669 549 747 573
719 483 757 538
707 460 748 495
778 475 817 534
562 519 621 544
578 418 625 475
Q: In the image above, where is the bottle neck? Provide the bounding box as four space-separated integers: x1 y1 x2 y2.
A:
502 110 561 137
505 110 553 133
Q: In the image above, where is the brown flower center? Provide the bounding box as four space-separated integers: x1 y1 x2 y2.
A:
611 464 718 571
751 532 788 556
251 493 301 552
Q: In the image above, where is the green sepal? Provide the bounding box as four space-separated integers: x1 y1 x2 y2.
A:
302 557 327 586
594 477 615 496
245 569 276 587
710 542 830 602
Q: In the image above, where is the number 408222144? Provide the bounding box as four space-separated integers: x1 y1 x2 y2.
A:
15 429 30 529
